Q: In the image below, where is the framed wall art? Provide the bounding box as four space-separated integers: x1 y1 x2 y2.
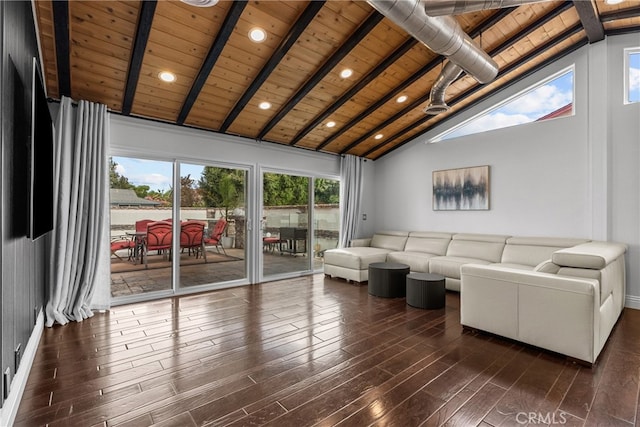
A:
432 165 490 211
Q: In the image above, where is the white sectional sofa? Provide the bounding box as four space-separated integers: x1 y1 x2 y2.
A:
323 231 627 365
322 231 409 282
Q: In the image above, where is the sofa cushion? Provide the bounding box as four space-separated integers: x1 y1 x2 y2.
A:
370 231 409 251
323 247 391 270
386 251 435 272
502 236 589 267
404 231 452 255
446 233 509 263
552 242 627 269
429 256 491 279
350 237 372 247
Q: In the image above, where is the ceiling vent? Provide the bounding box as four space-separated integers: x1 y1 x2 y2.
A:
366 0 499 84
180 0 219 7
424 61 462 115
368 0 549 115
423 0 549 16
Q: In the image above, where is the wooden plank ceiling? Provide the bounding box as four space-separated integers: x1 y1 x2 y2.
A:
34 0 640 160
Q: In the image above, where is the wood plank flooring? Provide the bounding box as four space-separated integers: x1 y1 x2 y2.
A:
15 274 640 426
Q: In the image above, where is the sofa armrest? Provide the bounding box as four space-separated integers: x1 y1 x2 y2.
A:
552 241 627 269
534 259 561 274
461 264 601 363
350 237 371 247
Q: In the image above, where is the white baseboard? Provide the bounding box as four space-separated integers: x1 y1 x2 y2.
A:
0 309 44 427
625 295 640 310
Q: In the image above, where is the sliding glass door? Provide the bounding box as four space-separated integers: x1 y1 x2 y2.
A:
313 178 340 266
110 156 249 301
259 172 341 280
261 172 311 279
178 163 247 289
109 155 339 302
109 156 175 298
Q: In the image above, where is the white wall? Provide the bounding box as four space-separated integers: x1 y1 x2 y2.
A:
368 34 640 307
371 48 590 236
110 115 341 178
608 33 640 308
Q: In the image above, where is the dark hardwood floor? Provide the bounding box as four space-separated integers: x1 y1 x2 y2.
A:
15 274 640 426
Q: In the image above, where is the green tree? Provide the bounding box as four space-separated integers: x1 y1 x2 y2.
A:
180 174 202 207
263 173 308 206
133 185 150 199
110 159 133 189
314 178 339 204
199 167 245 213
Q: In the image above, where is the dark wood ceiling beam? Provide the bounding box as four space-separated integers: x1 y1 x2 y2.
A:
52 0 71 97
600 6 640 22
122 0 157 116
573 0 605 43
256 11 385 141
177 1 247 125
315 55 441 152
365 24 585 159
338 2 573 155
288 37 418 146
606 25 640 36
220 1 325 133
315 7 516 152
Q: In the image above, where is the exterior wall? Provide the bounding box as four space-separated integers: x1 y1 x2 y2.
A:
368 35 640 308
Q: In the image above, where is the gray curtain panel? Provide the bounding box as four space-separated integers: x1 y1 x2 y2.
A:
46 97 111 327
339 154 364 248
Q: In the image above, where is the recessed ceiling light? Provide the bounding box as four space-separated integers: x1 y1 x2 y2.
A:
180 0 218 6
374 134 383 140
249 27 267 43
158 71 176 82
326 121 336 128
605 0 624 4
259 101 271 110
396 95 408 103
340 68 353 79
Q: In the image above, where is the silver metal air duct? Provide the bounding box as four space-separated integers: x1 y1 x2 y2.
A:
424 61 462 114
424 0 549 17
366 0 499 84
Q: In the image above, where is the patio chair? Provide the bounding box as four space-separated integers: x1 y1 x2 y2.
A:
135 219 154 232
143 221 173 268
263 233 281 252
110 235 135 262
203 218 227 257
180 220 206 261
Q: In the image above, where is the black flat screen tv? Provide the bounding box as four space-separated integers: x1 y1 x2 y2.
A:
9 56 29 238
29 57 54 240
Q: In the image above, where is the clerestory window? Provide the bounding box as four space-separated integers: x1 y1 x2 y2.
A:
431 66 575 142
625 48 640 105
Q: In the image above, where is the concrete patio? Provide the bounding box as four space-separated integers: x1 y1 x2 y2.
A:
110 248 324 297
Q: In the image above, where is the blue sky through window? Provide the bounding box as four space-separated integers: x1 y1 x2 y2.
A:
111 157 209 193
435 68 574 142
629 52 640 104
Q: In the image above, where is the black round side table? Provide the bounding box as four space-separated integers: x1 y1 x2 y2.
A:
368 262 410 298
406 272 446 309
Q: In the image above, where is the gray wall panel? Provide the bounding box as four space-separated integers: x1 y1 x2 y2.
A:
1 0 46 407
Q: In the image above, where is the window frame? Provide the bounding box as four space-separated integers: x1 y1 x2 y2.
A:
624 47 640 105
